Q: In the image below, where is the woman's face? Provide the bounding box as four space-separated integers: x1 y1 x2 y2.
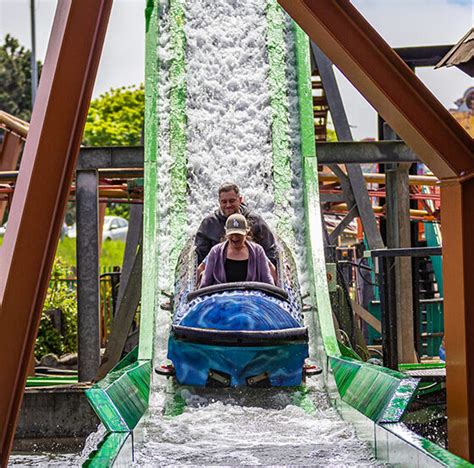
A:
227 233 246 248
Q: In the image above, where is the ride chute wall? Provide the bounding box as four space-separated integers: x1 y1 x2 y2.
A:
84 2 467 466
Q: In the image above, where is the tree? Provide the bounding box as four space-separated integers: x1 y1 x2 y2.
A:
0 34 41 121
83 84 144 146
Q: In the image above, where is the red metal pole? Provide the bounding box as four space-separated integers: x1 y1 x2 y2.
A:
0 1 112 465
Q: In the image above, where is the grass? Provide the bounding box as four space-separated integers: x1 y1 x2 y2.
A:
57 237 126 269
0 236 125 270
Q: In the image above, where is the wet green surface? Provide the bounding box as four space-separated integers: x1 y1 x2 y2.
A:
265 1 294 242
86 359 151 432
331 356 418 423
168 0 188 273
140 0 160 361
83 432 130 468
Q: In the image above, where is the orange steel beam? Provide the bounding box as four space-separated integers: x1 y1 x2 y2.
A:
318 172 438 187
0 111 29 140
0 1 112 465
0 132 23 223
278 0 474 460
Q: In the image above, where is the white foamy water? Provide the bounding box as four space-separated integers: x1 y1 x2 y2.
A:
184 0 275 230
134 382 380 466
8 424 106 467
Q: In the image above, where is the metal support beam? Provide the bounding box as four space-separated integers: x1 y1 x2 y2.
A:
96 244 142 381
116 204 143 309
385 162 416 363
77 146 144 170
0 2 112 464
317 141 418 164
377 255 398 370
394 45 453 68
383 125 415 364
279 1 473 178
441 180 474 460
312 42 384 250
76 170 100 382
279 0 474 459
328 205 357 245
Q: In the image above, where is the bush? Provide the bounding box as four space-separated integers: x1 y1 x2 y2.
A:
35 258 78 360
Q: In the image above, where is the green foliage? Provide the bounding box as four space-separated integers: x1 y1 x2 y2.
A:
327 127 337 142
0 34 42 121
106 203 130 220
83 84 144 146
35 259 77 360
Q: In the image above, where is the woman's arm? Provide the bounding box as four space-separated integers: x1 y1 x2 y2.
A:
199 249 217 288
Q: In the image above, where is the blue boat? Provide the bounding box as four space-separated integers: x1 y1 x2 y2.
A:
166 239 309 387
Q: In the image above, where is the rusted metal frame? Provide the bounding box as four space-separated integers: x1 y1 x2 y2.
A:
0 112 29 139
278 0 474 179
0 2 113 464
312 41 384 250
328 204 358 245
0 132 23 223
279 1 474 459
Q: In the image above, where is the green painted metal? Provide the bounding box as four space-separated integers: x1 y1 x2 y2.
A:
399 362 445 371
168 0 188 275
293 24 314 159
330 357 418 423
293 22 339 358
86 359 151 432
83 432 130 468
302 158 340 357
424 221 443 296
26 375 78 387
265 1 294 242
139 0 160 361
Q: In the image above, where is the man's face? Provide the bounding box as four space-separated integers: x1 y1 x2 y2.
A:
219 190 242 217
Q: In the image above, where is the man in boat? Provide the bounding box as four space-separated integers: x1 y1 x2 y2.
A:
195 182 277 265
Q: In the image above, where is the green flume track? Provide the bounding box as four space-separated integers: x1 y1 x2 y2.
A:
84 2 468 466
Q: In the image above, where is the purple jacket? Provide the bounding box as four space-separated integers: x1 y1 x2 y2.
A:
200 240 274 288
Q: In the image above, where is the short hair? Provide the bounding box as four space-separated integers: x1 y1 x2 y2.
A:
218 183 240 197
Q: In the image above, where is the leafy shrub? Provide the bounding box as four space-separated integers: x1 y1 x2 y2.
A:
35 258 78 360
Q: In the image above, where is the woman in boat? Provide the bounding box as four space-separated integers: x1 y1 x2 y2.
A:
199 213 275 288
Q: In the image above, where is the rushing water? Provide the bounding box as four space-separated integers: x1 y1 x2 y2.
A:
134 380 381 466
133 0 379 466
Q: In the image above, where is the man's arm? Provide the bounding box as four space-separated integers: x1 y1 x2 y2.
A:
251 215 277 264
195 220 213 264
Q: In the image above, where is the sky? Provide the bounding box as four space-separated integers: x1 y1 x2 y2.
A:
0 0 472 140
